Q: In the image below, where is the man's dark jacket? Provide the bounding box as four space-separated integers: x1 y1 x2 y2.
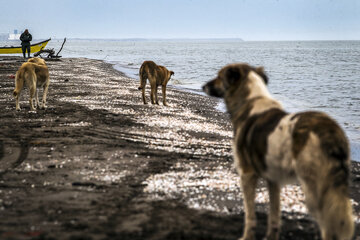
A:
20 33 32 46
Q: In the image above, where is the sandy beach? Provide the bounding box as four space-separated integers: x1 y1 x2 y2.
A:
0 56 359 240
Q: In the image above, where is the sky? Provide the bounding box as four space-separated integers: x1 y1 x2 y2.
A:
0 0 359 41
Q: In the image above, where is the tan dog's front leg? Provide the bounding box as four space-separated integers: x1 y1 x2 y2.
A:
162 85 167 106
240 172 258 240
266 181 280 240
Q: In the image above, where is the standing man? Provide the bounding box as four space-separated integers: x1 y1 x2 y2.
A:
20 29 32 58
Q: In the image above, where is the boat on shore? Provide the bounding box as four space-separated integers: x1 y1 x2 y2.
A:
0 38 51 54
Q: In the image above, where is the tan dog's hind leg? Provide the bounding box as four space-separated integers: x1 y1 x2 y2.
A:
14 85 22 111
150 82 156 104
300 173 354 240
14 72 23 111
35 88 40 108
28 84 36 111
29 71 37 111
240 172 258 240
162 85 167 106
141 87 147 104
15 92 21 111
296 133 354 240
266 181 281 240
41 81 49 109
23 71 37 111
154 86 159 105
139 71 147 104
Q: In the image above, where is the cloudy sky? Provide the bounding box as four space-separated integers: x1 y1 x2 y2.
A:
0 0 359 40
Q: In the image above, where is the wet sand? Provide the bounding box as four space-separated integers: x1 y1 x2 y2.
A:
0 56 359 240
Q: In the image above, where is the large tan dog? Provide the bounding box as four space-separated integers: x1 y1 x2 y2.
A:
13 57 50 111
203 63 354 240
138 60 174 106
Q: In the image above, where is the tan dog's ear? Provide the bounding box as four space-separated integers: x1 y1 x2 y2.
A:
170 71 174 76
223 66 243 88
255 66 268 84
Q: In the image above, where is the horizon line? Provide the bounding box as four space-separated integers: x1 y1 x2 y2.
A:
47 37 360 42
3 37 360 42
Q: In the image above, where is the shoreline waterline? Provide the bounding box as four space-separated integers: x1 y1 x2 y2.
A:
108 60 360 162
2 38 360 160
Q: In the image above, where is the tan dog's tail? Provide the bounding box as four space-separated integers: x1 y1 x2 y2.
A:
138 64 147 90
13 71 24 97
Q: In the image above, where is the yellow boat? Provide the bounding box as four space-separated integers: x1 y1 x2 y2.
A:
0 38 51 54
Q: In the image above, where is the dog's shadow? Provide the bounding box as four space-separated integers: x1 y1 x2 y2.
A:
105 198 322 240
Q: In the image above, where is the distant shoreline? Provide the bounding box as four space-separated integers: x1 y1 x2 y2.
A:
3 39 360 44
16 38 360 42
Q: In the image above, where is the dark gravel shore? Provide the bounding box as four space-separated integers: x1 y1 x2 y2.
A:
0 56 359 240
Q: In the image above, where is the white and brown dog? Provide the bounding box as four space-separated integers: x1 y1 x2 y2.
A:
13 57 50 111
203 63 354 240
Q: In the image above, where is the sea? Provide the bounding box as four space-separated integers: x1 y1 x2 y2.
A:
2 39 360 161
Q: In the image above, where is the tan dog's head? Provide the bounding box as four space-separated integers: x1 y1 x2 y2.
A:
203 63 268 99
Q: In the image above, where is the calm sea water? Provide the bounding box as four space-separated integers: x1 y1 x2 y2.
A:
3 39 360 161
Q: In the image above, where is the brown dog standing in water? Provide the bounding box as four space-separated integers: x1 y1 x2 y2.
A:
138 61 174 106
203 63 354 240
